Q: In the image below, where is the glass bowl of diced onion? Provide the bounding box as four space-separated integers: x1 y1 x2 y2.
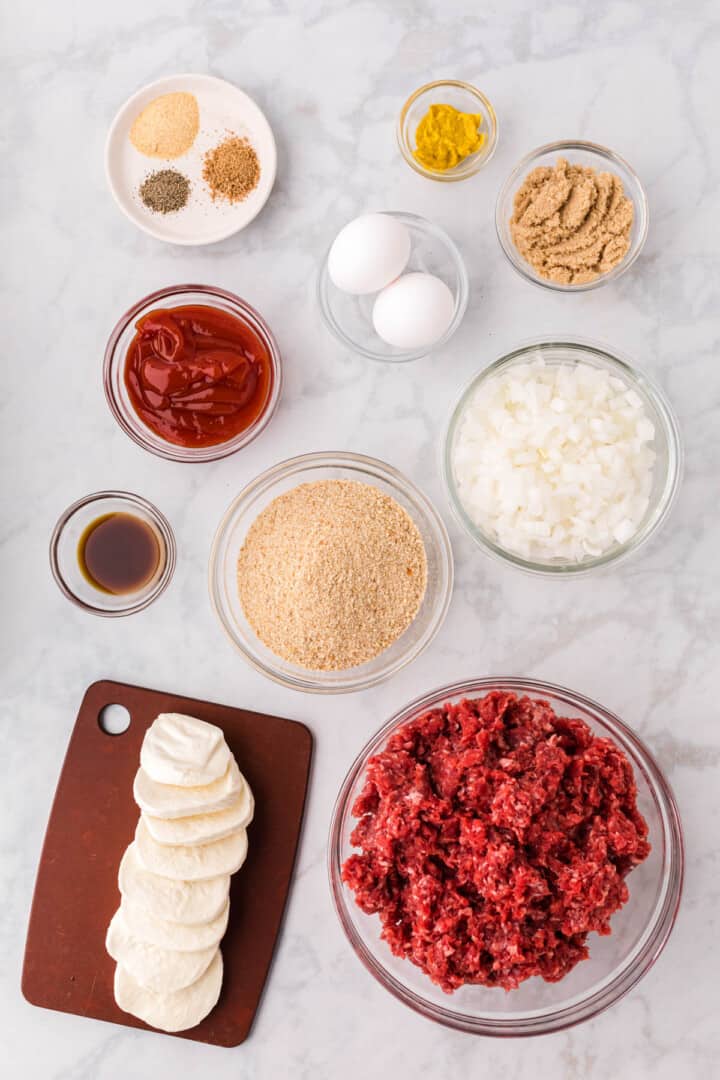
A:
443 340 682 576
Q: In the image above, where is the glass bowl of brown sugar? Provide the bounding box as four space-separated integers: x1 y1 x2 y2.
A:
496 140 649 292
209 451 454 693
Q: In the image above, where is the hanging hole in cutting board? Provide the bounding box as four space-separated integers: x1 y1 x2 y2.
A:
98 704 131 736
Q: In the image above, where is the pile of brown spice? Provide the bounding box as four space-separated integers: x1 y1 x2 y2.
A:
203 135 260 203
236 480 428 671
130 92 199 159
139 169 190 214
510 157 634 284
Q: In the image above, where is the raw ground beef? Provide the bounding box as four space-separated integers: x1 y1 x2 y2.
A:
342 691 650 993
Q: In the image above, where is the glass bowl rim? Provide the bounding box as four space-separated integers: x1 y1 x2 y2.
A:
328 675 684 1036
317 211 469 364
494 139 649 293
49 489 177 617
103 282 282 462
208 449 455 693
442 337 683 577
397 79 499 182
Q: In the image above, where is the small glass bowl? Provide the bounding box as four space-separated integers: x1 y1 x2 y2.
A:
443 339 682 576
329 676 684 1036
208 451 454 693
496 140 649 292
49 491 176 617
397 80 498 181
104 284 282 462
318 211 469 363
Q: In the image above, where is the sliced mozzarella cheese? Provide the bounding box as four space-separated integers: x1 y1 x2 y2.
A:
119 843 230 925
140 713 231 787
142 782 254 846
114 949 223 1033
135 817 248 881
121 895 229 952
106 907 216 993
133 757 242 820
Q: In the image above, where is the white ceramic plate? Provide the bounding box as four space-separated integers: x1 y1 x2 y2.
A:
105 73 277 246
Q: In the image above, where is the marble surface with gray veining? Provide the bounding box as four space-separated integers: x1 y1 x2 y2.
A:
2 1 719 1076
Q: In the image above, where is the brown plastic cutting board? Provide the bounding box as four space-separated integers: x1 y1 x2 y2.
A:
22 680 313 1047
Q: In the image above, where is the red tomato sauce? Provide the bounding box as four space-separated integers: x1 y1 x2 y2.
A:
343 691 650 993
124 304 273 448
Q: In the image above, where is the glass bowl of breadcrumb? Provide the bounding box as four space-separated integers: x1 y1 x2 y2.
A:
209 451 454 693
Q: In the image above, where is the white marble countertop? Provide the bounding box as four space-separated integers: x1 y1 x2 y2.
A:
3 1 719 1076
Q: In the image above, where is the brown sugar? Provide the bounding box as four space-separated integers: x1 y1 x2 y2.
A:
236 480 428 671
129 92 199 159
203 135 261 203
510 158 634 284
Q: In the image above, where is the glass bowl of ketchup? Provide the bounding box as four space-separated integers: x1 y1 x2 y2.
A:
104 284 282 462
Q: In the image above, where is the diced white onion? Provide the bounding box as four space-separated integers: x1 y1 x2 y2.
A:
452 360 657 563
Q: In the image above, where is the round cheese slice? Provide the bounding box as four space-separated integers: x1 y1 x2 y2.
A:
142 781 254 847
133 757 242 820
119 844 230 925
106 907 216 993
121 895 229 952
114 949 223 1033
135 818 249 881
140 713 231 787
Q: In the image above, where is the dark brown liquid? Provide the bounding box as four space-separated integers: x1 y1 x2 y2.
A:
78 513 162 595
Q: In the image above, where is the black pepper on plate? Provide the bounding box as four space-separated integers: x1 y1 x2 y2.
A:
139 169 190 214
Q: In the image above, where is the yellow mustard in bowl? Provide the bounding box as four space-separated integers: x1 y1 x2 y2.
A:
413 104 485 171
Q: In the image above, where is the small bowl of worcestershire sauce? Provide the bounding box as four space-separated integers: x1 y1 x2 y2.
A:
50 491 176 616
104 285 282 462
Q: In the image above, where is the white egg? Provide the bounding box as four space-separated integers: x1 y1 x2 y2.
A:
372 272 455 350
327 213 411 295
